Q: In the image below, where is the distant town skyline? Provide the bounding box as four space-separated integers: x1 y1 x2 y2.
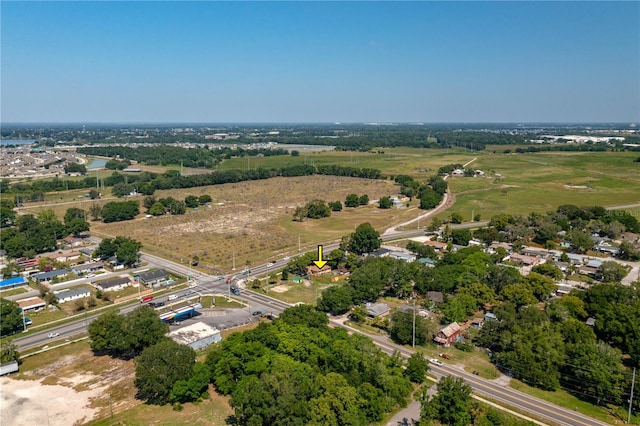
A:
2 1 639 124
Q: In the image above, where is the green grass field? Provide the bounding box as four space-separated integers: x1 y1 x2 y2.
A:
436 150 639 222
509 379 632 424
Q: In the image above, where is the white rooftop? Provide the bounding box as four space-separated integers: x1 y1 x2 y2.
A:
168 322 220 346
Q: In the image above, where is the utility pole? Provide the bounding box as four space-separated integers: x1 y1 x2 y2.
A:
629 367 636 424
232 252 236 270
298 234 301 252
412 297 416 349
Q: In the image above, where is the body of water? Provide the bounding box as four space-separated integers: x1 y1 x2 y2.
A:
86 159 107 169
0 139 37 146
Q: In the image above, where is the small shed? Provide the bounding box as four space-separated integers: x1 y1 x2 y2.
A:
0 361 19 376
484 312 498 321
471 317 484 328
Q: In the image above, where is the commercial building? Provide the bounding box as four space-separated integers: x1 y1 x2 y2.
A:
168 322 222 350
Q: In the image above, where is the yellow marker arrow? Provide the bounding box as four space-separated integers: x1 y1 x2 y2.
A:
313 245 328 269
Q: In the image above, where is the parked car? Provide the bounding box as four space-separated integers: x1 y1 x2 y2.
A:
429 358 443 366
48 332 60 338
252 310 266 316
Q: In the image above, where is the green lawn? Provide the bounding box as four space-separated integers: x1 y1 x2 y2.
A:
262 278 335 306
0 287 28 297
87 391 233 426
200 295 242 309
218 148 479 179
438 151 640 221
509 379 629 424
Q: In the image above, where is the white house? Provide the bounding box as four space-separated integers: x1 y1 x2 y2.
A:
54 287 91 303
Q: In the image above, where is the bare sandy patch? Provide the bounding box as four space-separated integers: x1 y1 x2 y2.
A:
0 376 100 426
270 284 291 293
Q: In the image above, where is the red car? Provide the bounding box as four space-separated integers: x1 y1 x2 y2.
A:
140 296 154 303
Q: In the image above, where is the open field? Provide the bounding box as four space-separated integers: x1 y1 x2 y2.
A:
87 175 412 271
13 149 640 275
218 147 478 178
436 151 640 222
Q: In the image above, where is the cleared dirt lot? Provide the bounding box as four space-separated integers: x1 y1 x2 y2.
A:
90 175 412 270
0 341 137 426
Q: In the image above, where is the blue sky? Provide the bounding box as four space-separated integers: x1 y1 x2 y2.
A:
2 1 638 123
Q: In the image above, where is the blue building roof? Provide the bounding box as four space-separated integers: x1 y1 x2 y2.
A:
0 277 26 288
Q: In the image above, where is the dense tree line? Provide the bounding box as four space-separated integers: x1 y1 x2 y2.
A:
475 284 637 408
100 200 139 223
93 236 142 266
206 305 413 425
0 298 23 337
88 306 168 359
3 164 385 200
77 145 290 169
483 204 640 249
0 208 90 258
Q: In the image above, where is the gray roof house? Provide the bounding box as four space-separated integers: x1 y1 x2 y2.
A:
32 269 68 282
370 248 391 258
136 269 170 285
72 261 104 275
54 287 91 303
365 302 391 318
389 251 416 263
426 291 444 304
95 276 131 291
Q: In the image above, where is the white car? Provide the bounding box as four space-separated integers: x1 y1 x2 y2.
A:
429 358 443 366
48 332 60 338
266 262 275 267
